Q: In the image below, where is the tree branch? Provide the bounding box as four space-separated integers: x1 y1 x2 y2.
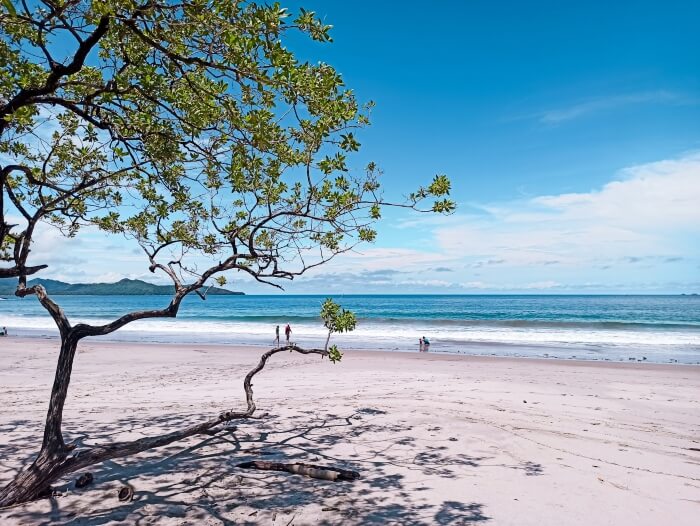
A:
0 16 110 134
0 264 48 279
16 284 71 337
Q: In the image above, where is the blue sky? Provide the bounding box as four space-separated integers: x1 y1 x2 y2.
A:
294 0 700 196
20 1 700 293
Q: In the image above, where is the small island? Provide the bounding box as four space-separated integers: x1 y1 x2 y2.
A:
0 278 244 296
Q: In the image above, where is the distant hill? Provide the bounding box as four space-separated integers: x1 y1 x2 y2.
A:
0 278 244 296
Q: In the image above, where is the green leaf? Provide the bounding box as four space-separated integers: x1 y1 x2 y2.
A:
327 344 343 364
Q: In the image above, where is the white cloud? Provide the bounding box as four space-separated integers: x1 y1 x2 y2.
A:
5 154 699 293
290 153 700 293
395 279 453 288
1 216 159 284
458 280 562 290
434 153 700 268
532 155 700 228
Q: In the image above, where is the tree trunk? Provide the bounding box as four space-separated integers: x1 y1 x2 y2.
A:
42 336 79 452
0 450 68 506
0 336 78 506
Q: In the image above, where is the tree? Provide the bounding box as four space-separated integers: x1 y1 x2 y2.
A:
0 0 454 506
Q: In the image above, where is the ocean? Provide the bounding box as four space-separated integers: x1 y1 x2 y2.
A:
0 294 698 364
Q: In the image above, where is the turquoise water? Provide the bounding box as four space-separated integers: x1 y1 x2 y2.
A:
1 294 699 363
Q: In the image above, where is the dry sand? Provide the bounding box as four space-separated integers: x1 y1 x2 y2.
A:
0 337 698 525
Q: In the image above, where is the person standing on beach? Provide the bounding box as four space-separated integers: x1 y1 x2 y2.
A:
422 336 430 352
418 337 424 352
285 324 292 344
275 325 280 346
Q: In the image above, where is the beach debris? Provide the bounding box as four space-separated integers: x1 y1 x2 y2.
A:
237 461 360 482
117 485 134 502
74 472 94 489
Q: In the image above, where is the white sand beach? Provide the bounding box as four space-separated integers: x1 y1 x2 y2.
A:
0 337 698 525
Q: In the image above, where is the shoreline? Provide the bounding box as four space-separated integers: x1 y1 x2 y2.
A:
2 296 698 366
2 335 696 369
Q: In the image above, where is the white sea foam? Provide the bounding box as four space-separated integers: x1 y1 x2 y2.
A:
3 314 699 349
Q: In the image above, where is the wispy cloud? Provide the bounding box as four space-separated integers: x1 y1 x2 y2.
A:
470 258 505 269
536 90 687 124
362 269 405 277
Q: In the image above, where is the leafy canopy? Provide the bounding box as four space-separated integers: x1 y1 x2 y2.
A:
1 1 454 289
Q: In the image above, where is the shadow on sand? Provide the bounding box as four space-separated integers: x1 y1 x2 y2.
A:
0 406 543 524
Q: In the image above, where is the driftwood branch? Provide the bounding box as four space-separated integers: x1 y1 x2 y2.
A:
237 461 361 482
69 345 330 465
